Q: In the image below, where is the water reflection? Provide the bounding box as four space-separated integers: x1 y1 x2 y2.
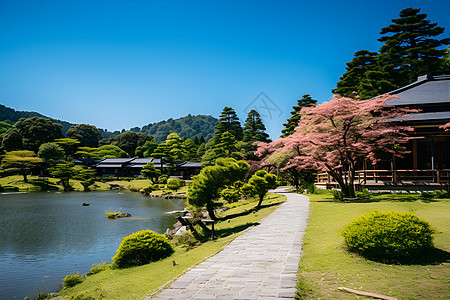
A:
0 191 185 299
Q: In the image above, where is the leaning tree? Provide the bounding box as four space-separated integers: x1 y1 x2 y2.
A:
257 95 417 198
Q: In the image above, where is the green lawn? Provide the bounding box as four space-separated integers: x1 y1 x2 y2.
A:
58 193 286 300
0 175 110 192
296 191 450 300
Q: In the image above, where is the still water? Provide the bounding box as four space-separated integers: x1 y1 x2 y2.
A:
0 191 185 299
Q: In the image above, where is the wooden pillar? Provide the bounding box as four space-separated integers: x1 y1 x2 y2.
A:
431 136 436 183
431 136 435 170
412 140 418 169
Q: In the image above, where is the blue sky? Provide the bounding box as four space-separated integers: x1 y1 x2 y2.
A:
1 0 449 138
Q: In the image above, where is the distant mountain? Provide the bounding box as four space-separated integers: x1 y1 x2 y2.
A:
0 104 218 142
139 114 218 142
0 104 75 134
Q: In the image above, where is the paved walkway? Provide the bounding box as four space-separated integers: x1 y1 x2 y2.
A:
149 188 310 300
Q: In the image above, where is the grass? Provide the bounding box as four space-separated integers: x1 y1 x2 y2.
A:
296 191 450 300
58 193 286 300
0 175 110 192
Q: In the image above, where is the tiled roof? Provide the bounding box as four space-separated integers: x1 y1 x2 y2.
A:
386 75 450 106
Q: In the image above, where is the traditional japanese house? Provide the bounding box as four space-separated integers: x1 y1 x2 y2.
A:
317 74 450 190
95 157 202 179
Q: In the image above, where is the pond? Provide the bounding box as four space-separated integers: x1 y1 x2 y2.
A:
0 191 185 300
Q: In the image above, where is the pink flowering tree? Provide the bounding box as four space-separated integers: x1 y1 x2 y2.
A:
257 95 417 198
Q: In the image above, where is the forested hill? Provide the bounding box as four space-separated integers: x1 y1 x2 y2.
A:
0 104 218 142
137 114 218 142
0 104 75 134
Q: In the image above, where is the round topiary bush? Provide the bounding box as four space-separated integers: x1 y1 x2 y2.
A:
112 230 174 268
342 210 436 263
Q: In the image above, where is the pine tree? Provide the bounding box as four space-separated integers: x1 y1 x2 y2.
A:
243 110 269 143
281 95 317 137
214 107 243 141
377 8 450 87
332 50 378 98
334 7 450 99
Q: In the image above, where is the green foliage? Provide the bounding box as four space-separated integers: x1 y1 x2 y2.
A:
332 190 344 201
171 231 200 249
140 162 161 183
220 186 241 203
63 273 85 288
165 132 187 160
188 158 249 220
67 124 102 147
1 150 43 182
141 184 157 192
49 162 77 191
38 142 64 165
281 94 317 137
158 174 168 184
334 8 450 98
421 190 449 199
243 109 269 143
342 210 436 263
140 114 218 143
242 170 277 207
0 104 73 134
2 116 64 151
167 178 184 190
112 230 174 268
214 107 243 141
135 139 158 158
86 261 110 276
54 138 80 160
99 131 153 157
74 168 97 191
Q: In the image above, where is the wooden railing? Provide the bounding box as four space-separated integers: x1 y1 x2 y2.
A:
317 169 450 185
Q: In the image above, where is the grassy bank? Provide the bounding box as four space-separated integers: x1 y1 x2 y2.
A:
59 193 286 300
0 175 111 192
296 192 450 299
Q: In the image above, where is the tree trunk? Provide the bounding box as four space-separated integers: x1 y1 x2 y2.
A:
257 195 264 208
206 200 217 220
287 168 300 192
326 164 355 198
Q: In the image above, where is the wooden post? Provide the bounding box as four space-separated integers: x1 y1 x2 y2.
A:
412 140 418 170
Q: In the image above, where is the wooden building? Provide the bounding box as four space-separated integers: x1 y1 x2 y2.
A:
317 74 450 189
95 157 202 179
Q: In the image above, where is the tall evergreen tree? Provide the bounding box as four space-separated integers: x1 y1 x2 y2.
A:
214 107 243 141
281 95 317 137
334 7 450 99
377 8 450 87
243 110 270 143
332 50 379 98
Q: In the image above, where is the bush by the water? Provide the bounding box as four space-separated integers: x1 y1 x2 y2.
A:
342 210 436 263
141 184 157 192
63 273 85 288
167 179 184 190
112 230 174 268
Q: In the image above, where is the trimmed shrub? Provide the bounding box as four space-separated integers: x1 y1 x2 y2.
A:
332 190 343 201
342 210 436 263
220 187 241 203
141 184 157 192
158 174 168 184
63 273 85 288
167 179 184 190
112 230 174 268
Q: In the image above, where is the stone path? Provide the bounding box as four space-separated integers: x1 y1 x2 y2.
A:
148 188 310 299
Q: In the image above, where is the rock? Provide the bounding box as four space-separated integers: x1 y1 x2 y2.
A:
175 226 187 236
